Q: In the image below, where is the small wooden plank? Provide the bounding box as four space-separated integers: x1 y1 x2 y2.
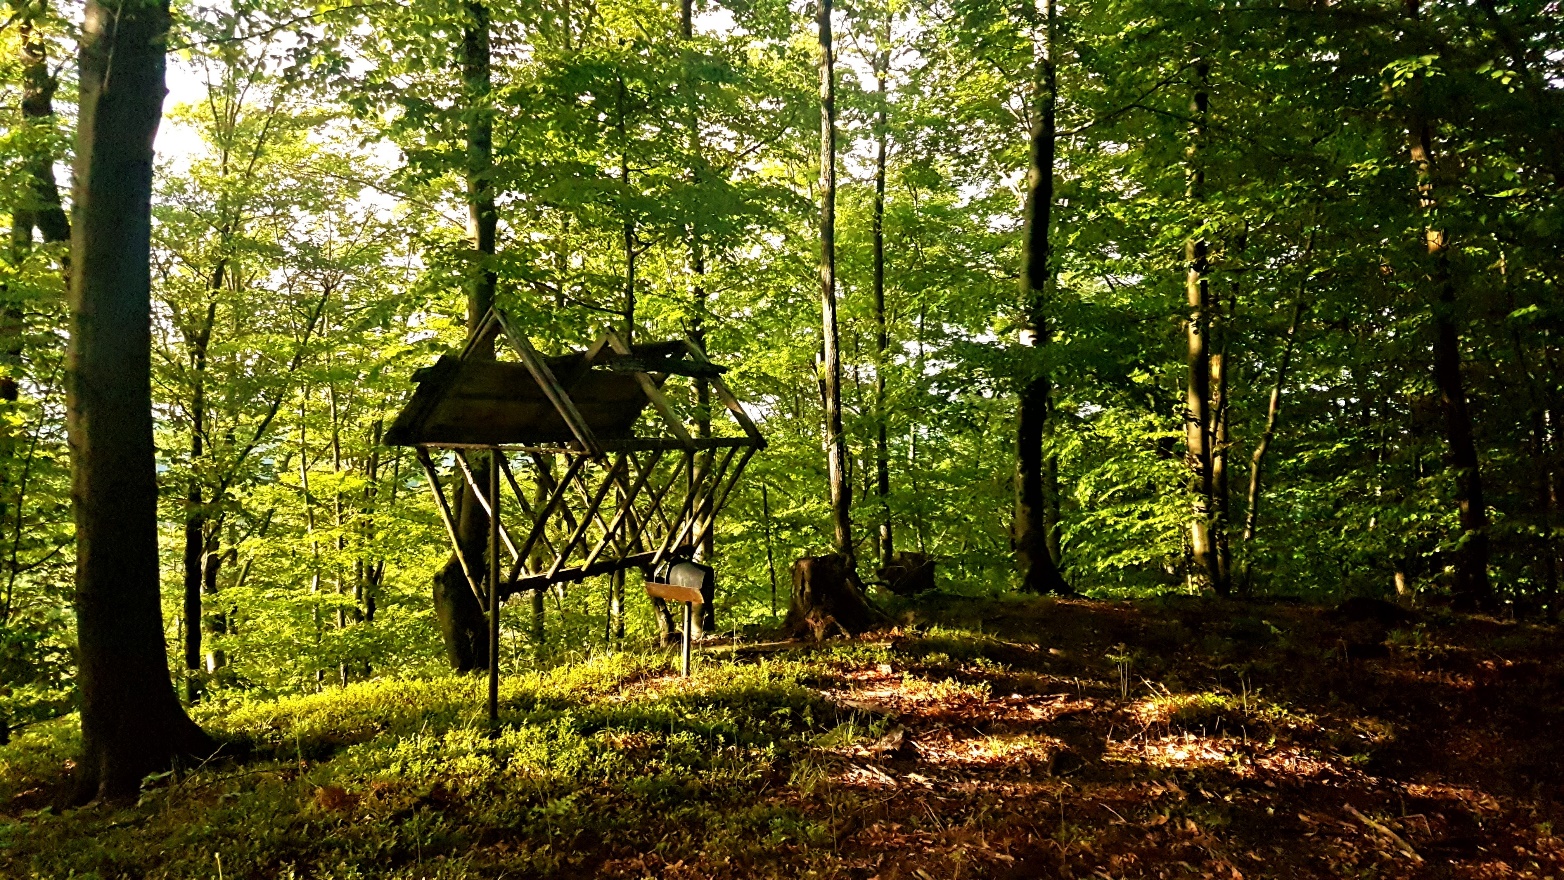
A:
645 581 704 605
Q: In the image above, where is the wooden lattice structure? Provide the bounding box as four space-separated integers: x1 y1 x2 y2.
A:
386 307 764 718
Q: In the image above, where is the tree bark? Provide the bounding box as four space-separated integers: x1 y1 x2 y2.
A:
434 0 500 671
68 0 215 801
680 0 716 575
181 292 218 702
818 0 854 569
10 1 71 250
1405 0 1490 610
786 554 887 640
1014 0 1072 595
1240 255 1309 591
871 14 893 569
1184 59 1222 593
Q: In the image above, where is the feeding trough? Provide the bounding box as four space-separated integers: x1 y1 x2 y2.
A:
386 306 764 720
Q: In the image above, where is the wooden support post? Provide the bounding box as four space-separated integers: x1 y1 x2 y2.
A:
417 447 486 606
508 455 588 583
604 330 696 449
487 445 501 726
456 449 521 561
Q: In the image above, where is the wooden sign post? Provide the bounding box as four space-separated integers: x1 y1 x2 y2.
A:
646 560 713 676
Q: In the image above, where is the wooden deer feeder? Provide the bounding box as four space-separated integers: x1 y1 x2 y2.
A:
385 307 764 721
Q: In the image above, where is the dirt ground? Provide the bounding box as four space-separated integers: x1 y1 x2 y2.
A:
783 594 1564 879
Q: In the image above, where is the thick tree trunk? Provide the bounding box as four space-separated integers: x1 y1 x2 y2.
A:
871 19 893 569
1405 0 1490 610
68 0 215 801
818 0 854 568
1184 60 1222 593
786 554 887 640
1014 0 1072 596
434 1 500 670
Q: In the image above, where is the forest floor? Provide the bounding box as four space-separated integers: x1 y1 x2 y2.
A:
2 593 1563 879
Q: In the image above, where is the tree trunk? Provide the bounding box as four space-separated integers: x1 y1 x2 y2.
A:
680 0 716 575
11 1 71 248
871 15 894 569
68 0 215 801
1546 403 1560 621
434 0 500 671
1405 0 1490 610
818 0 854 569
3 4 69 581
1014 0 1071 596
181 292 218 703
1184 59 1221 593
786 554 887 640
1240 255 1309 592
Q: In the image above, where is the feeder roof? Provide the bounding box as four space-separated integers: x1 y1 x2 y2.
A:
384 307 761 454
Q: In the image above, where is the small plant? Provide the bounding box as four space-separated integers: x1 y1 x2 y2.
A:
1107 644 1133 700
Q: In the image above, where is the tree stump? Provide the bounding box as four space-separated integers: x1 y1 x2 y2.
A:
879 551 936 596
786 554 888 640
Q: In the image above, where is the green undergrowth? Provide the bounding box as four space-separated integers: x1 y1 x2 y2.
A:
1 597 1546 879
0 648 880 879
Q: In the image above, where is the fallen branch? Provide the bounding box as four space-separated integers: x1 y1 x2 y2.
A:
1345 803 1423 863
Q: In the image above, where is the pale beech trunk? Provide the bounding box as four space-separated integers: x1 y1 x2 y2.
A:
434 1 499 670
819 0 853 567
68 0 214 801
1184 59 1222 592
1014 0 1071 595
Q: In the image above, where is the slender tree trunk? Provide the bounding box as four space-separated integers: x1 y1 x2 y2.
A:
1405 0 1490 610
619 75 637 344
1014 0 1071 595
819 0 853 568
680 0 716 572
434 1 499 670
11 2 70 248
4 5 69 609
1545 402 1560 620
1241 254 1309 590
871 17 893 568
68 0 215 801
181 290 219 702
1184 59 1221 592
